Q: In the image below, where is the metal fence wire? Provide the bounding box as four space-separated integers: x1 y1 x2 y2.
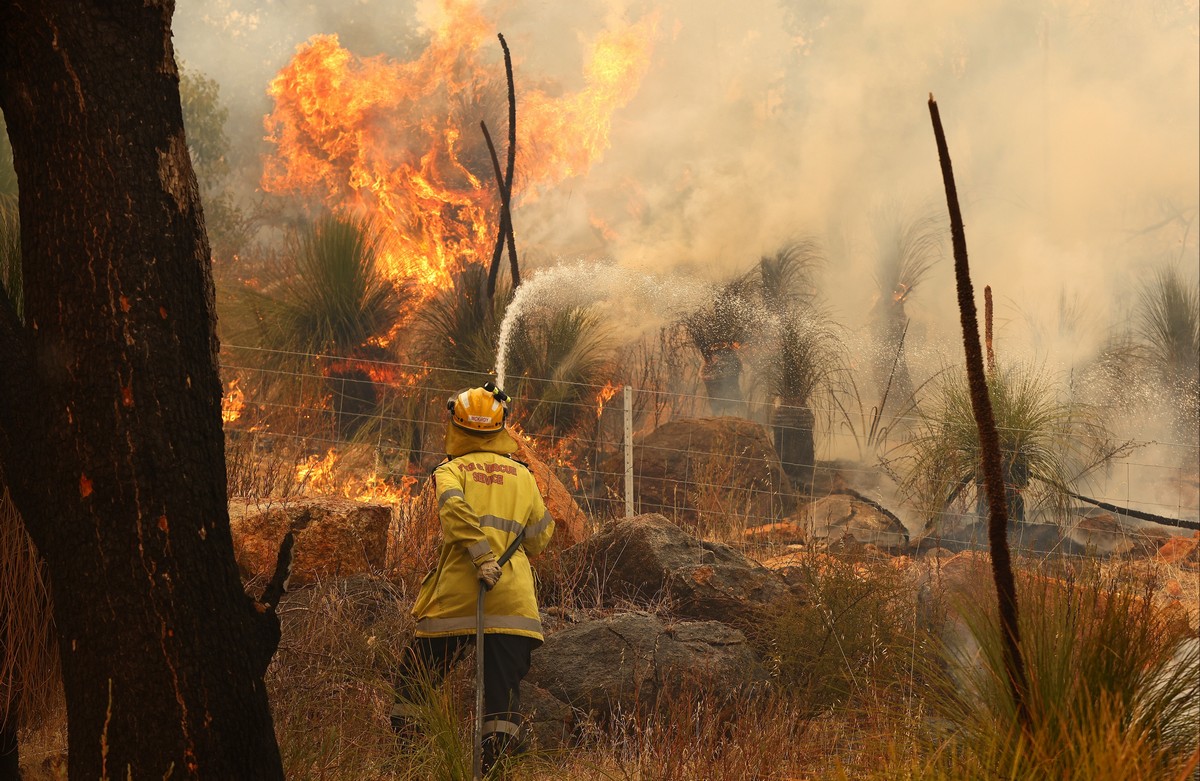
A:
219 344 1200 554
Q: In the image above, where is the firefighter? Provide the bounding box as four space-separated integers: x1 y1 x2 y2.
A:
392 383 555 772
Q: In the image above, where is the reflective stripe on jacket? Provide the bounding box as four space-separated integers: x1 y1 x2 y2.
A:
412 450 554 641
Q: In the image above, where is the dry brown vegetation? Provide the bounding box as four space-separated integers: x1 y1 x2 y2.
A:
16 473 1197 780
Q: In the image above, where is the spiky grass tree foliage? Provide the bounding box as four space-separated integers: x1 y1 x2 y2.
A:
233 212 411 437
761 314 841 490
1136 264 1199 439
414 263 614 438
1138 265 1200 381
754 240 823 315
246 213 410 358
869 212 943 415
682 241 829 418
746 240 840 493
505 306 615 436
902 363 1115 529
413 262 508 388
683 275 758 415
762 315 840 409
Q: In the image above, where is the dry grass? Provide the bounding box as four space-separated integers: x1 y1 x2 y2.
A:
10 452 1197 781
1 486 60 732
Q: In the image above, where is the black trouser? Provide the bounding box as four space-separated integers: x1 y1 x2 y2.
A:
393 633 539 765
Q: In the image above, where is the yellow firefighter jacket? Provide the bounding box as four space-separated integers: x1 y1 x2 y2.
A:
412 425 555 641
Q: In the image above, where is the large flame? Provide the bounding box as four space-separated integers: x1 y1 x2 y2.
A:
263 0 658 295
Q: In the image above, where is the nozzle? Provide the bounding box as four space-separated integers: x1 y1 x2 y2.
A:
482 381 510 404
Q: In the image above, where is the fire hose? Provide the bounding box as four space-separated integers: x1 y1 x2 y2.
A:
474 525 527 781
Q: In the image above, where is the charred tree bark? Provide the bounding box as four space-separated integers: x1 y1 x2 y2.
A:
984 284 996 374
700 350 744 415
0 723 15 781
771 402 815 495
928 95 1029 729
0 2 284 778
486 32 519 297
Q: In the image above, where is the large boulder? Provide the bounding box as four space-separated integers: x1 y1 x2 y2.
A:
804 490 910 552
228 498 390 585
519 682 576 750
526 612 766 721
561 513 788 623
514 436 588 549
629 417 790 528
1156 534 1199 570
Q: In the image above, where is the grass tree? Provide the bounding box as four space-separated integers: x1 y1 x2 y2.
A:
759 314 841 493
1135 264 1199 441
901 362 1118 533
754 240 823 315
917 565 1199 780
681 241 825 418
232 212 411 437
682 275 758 416
752 241 839 493
414 262 614 439
412 262 508 388
868 211 943 419
505 306 615 437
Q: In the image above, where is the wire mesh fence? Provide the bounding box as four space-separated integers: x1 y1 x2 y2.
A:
219 343 1200 556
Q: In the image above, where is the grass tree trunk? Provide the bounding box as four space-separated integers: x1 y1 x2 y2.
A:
771 402 815 496
701 349 743 415
0 3 284 778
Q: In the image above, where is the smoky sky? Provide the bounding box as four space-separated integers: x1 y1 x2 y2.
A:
173 0 1200 362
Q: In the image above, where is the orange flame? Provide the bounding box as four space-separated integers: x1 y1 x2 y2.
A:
596 381 620 419
296 449 340 491
222 379 245 424
295 447 422 504
263 0 658 296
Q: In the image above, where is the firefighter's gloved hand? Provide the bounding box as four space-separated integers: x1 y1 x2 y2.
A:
476 555 502 591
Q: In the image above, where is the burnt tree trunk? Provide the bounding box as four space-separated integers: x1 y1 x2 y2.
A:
771 402 815 495
0 2 284 778
700 350 743 415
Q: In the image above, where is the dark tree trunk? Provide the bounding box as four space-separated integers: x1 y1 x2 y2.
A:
700 350 743 415
0 3 284 778
327 364 378 439
771 402 815 495
0 721 15 781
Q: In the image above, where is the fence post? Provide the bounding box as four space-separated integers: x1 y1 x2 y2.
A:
624 385 634 518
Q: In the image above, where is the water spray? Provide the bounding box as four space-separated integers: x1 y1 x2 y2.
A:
493 260 714 388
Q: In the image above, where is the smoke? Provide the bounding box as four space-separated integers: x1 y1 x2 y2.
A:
173 0 1198 383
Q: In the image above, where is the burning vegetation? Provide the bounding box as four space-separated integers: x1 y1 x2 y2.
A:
3 0 1198 778
261 2 658 293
